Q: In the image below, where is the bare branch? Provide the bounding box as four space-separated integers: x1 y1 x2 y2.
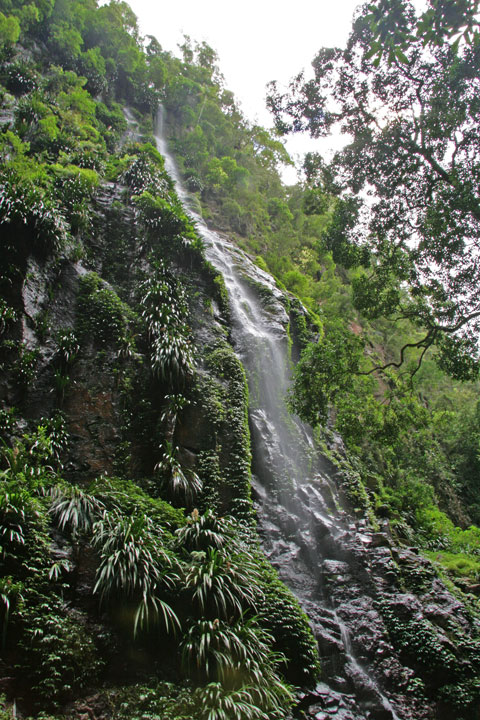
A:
359 332 434 376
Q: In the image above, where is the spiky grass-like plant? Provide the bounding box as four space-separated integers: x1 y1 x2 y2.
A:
92 511 180 636
184 549 259 619
193 682 269 720
49 484 105 536
176 509 233 553
156 441 202 504
193 679 293 720
140 263 195 385
181 616 284 685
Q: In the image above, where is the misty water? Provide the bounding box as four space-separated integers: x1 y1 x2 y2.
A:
153 108 402 720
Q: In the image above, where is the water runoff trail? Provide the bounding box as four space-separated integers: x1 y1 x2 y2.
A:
153 108 404 720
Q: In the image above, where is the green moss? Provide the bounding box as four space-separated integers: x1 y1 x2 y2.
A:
425 550 480 582
257 560 321 686
90 475 185 531
380 599 480 717
204 342 252 520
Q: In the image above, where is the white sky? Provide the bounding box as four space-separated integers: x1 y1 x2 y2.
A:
127 0 362 182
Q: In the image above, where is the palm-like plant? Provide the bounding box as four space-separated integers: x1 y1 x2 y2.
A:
176 509 233 553
192 678 293 720
49 484 105 536
184 549 259 619
92 511 181 636
193 682 269 720
181 616 281 684
156 441 202 504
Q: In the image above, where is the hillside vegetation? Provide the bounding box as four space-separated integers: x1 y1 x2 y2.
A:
0 1 479 719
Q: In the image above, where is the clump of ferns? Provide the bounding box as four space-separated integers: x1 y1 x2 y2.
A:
140 262 195 386
155 440 202 506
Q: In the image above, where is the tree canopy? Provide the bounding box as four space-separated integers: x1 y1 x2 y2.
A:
268 0 480 380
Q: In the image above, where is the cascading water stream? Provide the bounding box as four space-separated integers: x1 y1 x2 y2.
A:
153 107 403 720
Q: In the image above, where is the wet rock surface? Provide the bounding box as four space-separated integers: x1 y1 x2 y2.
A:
254 478 480 720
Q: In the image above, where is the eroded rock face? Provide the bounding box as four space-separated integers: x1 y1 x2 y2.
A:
255 476 480 720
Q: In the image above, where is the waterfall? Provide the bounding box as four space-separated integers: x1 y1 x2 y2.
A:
153 107 404 720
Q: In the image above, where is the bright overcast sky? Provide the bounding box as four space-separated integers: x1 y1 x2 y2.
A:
127 0 363 181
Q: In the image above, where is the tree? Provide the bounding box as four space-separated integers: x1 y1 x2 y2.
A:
0 11 19 46
268 0 480 379
365 0 480 63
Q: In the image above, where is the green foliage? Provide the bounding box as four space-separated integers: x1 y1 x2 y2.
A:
90 475 185 529
49 483 104 537
13 343 39 388
92 509 181 636
0 12 19 46
176 509 232 552
134 190 191 237
77 271 135 347
156 440 202 504
289 322 363 423
184 547 258 619
0 169 68 261
268 0 480 379
16 588 102 708
366 0 480 62
257 563 321 686
381 599 480 716
192 679 292 720
181 616 275 683
204 343 252 518
106 680 197 720
140 263 194 385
